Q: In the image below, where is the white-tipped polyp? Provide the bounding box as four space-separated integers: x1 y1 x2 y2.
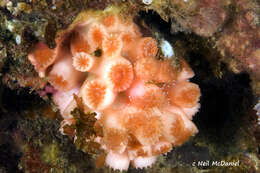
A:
81 79 116 111
53 86 79 118
132 156 157 169
105 151 130 171
104 57 134 92
182 103 200 120
72 52 95 72
177 60 195 81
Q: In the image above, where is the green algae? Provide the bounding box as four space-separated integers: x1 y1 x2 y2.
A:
69 107 101 154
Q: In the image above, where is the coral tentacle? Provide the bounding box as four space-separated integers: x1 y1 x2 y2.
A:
81 79 116 110
126 37 158 62
167 81 201 108
105 57 134 92
72 52 96 72
102 34 123 56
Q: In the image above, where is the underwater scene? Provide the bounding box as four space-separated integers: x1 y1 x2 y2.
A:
0 0 259 172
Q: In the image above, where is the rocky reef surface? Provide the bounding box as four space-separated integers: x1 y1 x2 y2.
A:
0 0 259 173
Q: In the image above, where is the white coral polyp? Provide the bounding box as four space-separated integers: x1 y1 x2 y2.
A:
132 156 157 169
105 151 130 171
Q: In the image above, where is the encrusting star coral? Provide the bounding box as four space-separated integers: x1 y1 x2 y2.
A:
27 8 201 171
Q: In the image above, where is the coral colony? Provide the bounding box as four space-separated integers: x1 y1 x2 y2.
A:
28 10 201 170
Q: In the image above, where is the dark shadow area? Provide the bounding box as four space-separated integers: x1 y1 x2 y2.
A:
0 86 45 173
2 86 45 113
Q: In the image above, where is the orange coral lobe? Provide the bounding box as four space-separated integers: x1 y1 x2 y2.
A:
81 80 115 110
102 35 123 55
84 81 105 108
121 31 137 54
73 52 95 72
88 24 106 48
125 113 162 146
122 33 134 43
48 74 68 91
154 60 177 83
127 82 166 109
127 134 142 150
33 43 54 65
48 53 85 91
126 37 158 62
168 82 201 108
170 115 185 145
136 150 148 157
103 128 128 152
93 30 103 45
106 58 133 92
103 15 116 27
127 137 153 158
134 58 158 81
140 37 158 58
170 116 193 146
152 140 172 155
70 31 91 55
177 59 195 81
28 42 56 75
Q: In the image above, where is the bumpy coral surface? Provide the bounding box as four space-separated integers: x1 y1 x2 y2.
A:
27 10 200 171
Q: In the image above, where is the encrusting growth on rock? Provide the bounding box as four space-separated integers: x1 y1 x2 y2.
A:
28 42 57 77
27 9 201 171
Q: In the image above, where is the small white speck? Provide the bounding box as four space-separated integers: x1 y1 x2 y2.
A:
95 111 101 119
184 0 189 2
6 21 14 32
254 102 260 110
160 40 174 59
248 63 255 69
142 0 152 5
6 1 13 12
15 35 21 45
34 30 42 37
254 103 260 115
254 102 260 125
